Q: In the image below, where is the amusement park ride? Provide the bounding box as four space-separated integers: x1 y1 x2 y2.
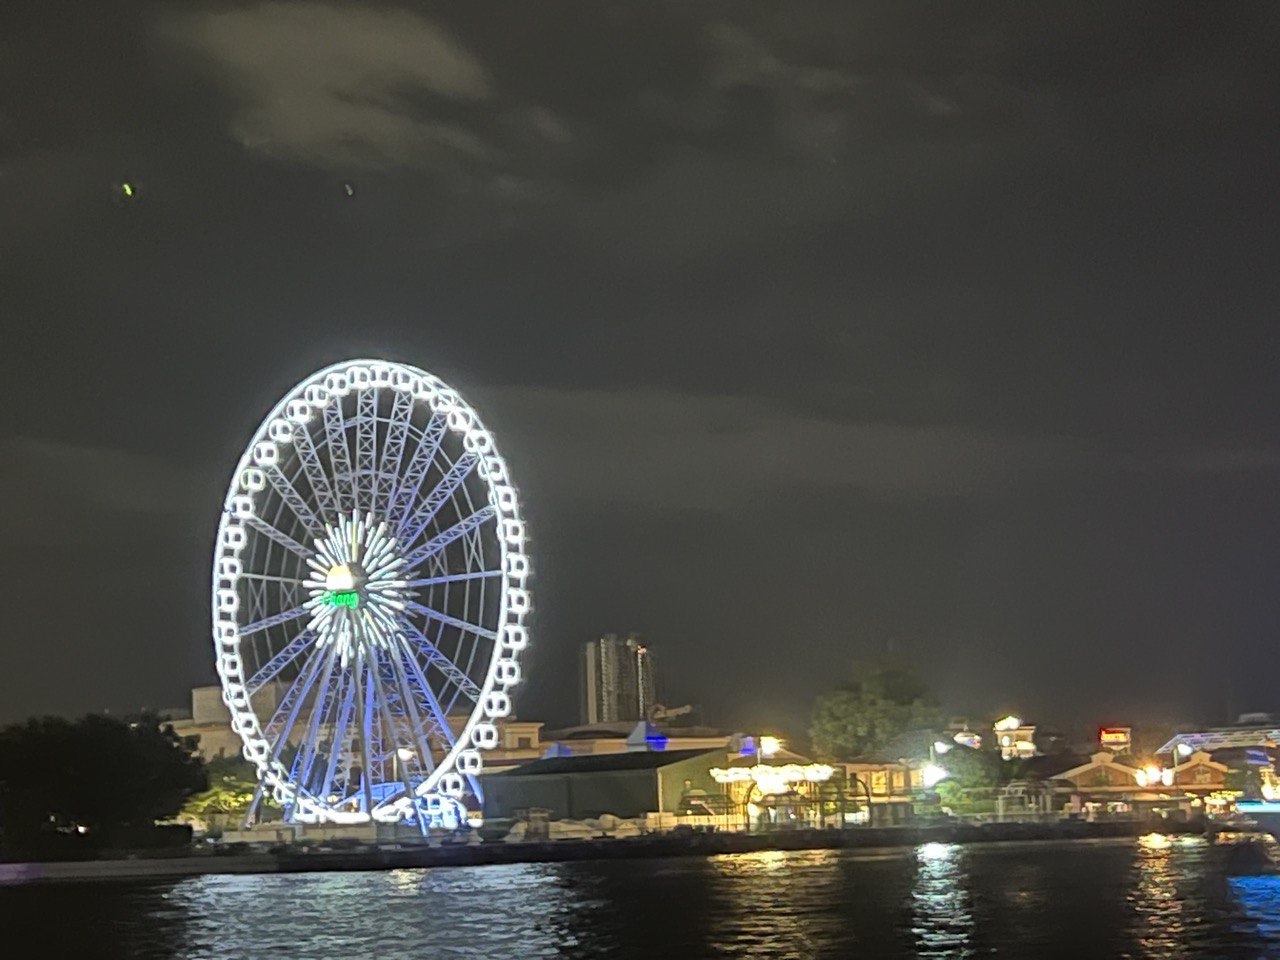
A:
211 360 529 830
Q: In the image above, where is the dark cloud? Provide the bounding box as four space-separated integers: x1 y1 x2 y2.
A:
160 3 492 171
486 385 1086 508
2 0 1280 732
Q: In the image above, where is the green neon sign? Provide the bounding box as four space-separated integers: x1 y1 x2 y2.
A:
321 590 359 608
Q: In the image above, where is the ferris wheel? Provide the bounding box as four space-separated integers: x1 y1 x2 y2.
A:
211 360 529 826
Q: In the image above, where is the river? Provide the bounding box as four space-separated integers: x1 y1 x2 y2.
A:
4 836 1280 958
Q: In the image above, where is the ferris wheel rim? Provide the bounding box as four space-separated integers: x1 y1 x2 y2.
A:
210 358 529 824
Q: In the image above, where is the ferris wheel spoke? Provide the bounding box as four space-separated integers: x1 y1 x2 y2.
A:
400 453 479 548
239 603 310 637
402 505 497 571
357 659 378 812
375 389 414 517
389 413 447 532
369 659 421 801
239 572 308 585
397 618 482 702
322 400 355 515
381 646 437 777
394 636 457 749
286 645 343 801
355 389 378 516
293 426 339 524
262 641 332 763
261 464 327 541
318 666 358 804
243 514 313 559
245 628 316 696
402 569 501 589
404 599 498 641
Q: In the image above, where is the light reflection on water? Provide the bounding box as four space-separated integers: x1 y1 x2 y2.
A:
911 842 974 959
3 838 1280 958
704 847 849 957
1128 832 1186 958
173 863 569 958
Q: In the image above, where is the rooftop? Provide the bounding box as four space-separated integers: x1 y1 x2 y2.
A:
1159 725 1280 754
483 748 720 778
542 722 727 741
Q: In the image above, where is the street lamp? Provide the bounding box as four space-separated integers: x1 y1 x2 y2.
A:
1172 743 1193 813
394 747 415 797
842 771 873 826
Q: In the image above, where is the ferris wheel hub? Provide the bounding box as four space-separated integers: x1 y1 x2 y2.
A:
324 562 362 592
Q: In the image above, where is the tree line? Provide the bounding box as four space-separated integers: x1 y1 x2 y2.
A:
0 713 207 854
808 659 1006 807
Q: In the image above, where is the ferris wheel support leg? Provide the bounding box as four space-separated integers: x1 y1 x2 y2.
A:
242 779 266 830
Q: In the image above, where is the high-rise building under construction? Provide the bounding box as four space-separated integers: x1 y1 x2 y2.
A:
580 633 657 724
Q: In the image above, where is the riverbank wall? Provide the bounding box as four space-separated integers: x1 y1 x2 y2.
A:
0 818 1240 886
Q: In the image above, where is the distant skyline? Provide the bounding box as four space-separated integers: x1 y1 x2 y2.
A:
3 2 1280 733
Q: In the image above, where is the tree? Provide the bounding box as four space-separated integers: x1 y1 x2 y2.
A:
1225 766 1263 799
934 744 1002 808
180 755 261 829
809 660 943 761
0 713 206 849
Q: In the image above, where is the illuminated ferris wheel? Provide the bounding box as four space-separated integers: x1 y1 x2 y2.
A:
211 360 529 826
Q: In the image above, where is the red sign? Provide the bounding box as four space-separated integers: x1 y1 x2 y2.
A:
1099 727 1131 748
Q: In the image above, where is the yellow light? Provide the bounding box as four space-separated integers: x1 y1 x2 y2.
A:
1139 832 1172 850
710 763 834 792
759 735 782 757
994 715 1022 731
326 564 356 591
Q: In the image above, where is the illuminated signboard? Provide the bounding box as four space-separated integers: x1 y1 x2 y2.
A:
1099 727 1131 749
321 590 359 608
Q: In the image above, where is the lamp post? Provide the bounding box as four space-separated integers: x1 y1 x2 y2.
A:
394 747 415 804
848 773 872 825
1173 742 1193 818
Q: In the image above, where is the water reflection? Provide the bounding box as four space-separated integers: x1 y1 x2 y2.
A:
703 848 848 958
5 839 1280 958
1128 833 1186 958
1229 874 1280 942
166 863 566 959
911 842 974 959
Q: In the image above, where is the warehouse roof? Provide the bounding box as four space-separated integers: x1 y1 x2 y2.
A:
484 748 720 778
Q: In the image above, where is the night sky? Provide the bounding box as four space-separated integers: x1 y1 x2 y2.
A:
4 2 1279 736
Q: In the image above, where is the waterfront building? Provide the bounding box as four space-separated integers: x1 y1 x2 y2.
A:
481 748 722 824
165 684 729 782
993 715 1038 760
1098 727 1133 753
838 756 926 825
483 738 836 833
1159 714 1280 756
580 633 656 724
165 685 544 773
540 719 729 757
1023 749 1232 817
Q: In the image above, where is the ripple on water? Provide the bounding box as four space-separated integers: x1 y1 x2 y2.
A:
2 838 1280 959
